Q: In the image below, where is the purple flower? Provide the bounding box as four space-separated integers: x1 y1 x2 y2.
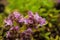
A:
34 12 40 20
18 16 24 23
34 12 46 26
13 11 20 19
34 12 42 21
28 11 34 19
21 28 32 36
39 18 46 26
20 28 32 40
4 18 13 26
10 26 19 31
36 17 46 26
6 31 10 38
10 27 14 30
15 26 19 30
28 19 33 24
24 19 33 24
25 28 33 35
6 26 19 39
26 28 32 32
24 19 29 24
8 14 15 20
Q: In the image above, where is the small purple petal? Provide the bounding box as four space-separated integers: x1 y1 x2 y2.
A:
24 19 29 24
10 26 19 31
34 12 42 22
15 26 19 30
18 17 24 23
26 28 32 32
34 12 40 20
28 19 33 24
13 11 20 19
4 18 13 26
6 31 10 38
28 11 34 19
24 19 33 24
10 27 14 30
39 18 46 26
28 11 33 16
25 28 33 34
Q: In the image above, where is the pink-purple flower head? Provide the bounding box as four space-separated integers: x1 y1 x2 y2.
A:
39 18 46 26
20 28 32 39
15 26 19 30
26 28 32 32
18 15 24 23
34 12 46 26
24 11 34 24
4 18 13 26
34 12 41 21
10 27 14 31
24 19 29 24
6 31 11 38
10 26 19 31
7 13 15 21
21 28 32 35
25 28 33 35
6 26 19 39
28 11 34 19
24 12 46 26
24 19 33 25
28 19 33 24
21 28 32 40
13 11 21 19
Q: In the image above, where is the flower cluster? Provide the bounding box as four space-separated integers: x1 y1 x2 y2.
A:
4 10 46 40
6 26 19 39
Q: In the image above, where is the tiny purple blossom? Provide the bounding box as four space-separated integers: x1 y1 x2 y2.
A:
28 11 34 19
13 11 20 19
34 12 42 21
21 28 32 39
24 19 29 24
10 26 19 31
21 28 32 35
24 19 33 24
18 16 24 23
6 31 10 38
34 12 46 26
28 19 33 24
4 18 13 26
25 28 33 34
15 26 19 30
34 12 40 20
10 27 14 30
40 18 46 26
26 28 32 32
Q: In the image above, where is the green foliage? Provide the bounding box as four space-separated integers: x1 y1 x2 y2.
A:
6 0 54 12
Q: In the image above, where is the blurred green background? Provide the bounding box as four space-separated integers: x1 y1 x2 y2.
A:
0 0 60 40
